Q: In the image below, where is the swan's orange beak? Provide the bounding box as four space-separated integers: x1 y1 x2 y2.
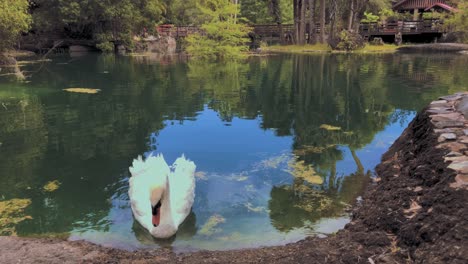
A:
152 207 160 227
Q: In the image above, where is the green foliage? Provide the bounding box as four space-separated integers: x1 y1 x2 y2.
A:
0 0 31 51
445 2 468 42
30 0 166 48
335 30 365 51
186 0 251 59
361 12 379 23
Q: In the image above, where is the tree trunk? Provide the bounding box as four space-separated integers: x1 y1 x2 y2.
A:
294 0 299 44
348 0 354 31
269 0 284 44
308 0 316 44
299 0 306 45
329 0 337 42
319 0 326 43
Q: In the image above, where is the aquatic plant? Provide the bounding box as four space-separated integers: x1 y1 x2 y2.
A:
199 214 225 236
0 198 32 235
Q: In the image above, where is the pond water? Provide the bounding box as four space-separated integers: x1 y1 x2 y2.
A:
0 52 467 251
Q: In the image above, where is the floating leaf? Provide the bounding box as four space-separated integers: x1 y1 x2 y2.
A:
199 214 225 236
63 88 101 94
43 180 61 192
0 198 32 236
320 124 342 131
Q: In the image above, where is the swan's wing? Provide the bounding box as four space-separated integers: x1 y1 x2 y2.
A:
169 155 196 227
128 154 170 230
128 175 153 230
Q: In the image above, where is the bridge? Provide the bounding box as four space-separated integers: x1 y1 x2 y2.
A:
157 19 445 44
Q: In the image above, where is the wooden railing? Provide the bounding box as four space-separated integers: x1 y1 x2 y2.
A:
156 24 322 39
359 19 444 36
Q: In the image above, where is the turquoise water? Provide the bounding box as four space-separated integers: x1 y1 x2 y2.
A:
0 52 466 250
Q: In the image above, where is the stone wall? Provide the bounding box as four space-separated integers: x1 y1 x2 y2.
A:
429 92 468 189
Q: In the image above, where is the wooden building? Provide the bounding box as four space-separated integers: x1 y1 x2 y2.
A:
392 0 457 19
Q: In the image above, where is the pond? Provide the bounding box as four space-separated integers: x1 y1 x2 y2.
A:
0 52 467 251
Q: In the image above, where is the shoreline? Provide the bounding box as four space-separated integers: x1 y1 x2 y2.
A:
1 93 467 263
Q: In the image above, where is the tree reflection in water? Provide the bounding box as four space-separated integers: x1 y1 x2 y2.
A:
0 52 467 248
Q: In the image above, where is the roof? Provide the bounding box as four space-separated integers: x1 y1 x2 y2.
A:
424 3 458 12
393 0 456 11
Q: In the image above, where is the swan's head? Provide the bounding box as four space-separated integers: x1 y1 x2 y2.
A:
150 185 165 227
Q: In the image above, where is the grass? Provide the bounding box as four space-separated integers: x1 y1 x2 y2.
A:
357 44 399 53
262 43 399 54
262 44 332 53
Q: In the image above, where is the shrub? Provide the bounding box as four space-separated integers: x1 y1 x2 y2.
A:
332 30 365 51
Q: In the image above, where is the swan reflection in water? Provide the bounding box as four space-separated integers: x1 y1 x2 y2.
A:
132 211 198 245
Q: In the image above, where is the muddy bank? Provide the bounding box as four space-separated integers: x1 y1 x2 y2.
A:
1 93 468 263
398 43 468 53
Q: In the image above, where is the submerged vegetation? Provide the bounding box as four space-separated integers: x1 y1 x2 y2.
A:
0 199 32 235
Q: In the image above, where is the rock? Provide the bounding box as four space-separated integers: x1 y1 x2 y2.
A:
433 120 465 129
449 174 468 189
446 151 463 157
430 100 448 105
459 136 468 144
437 142 468 152
463 129 468 136
456 97 468 118
427 109 454 115
447 161 468 171
445 156 468 162
439 94 462 101
438 133 457 142
430 112 464 122
434 128 456 134
69 45 94 53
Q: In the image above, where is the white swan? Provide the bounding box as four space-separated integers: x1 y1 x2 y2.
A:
128 154 196 238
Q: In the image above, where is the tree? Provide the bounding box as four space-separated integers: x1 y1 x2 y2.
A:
186 0 251 59
446 1 468 43
0 0 31 51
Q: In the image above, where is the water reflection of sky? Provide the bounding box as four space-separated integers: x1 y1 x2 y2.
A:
3 52 455 251
69 107 415 251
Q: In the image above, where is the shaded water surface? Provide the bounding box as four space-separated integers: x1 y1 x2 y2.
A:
0 53 467 250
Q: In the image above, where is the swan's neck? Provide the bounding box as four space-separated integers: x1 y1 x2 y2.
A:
151 181 177 238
